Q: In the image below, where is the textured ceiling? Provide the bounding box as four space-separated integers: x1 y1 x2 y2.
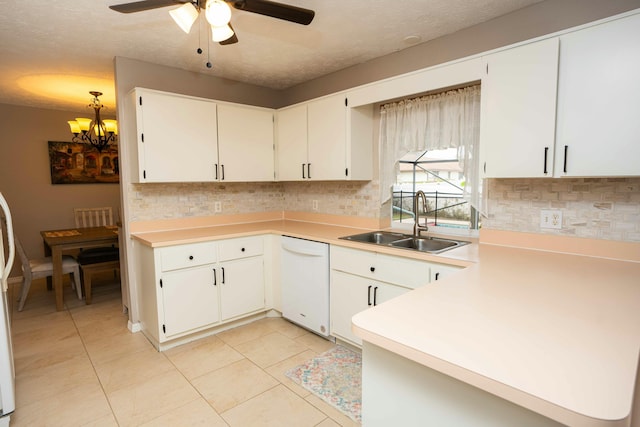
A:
0 0 542 113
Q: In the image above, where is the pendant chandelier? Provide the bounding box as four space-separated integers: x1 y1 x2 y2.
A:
67 91 118 153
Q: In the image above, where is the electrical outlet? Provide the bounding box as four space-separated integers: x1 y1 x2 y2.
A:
214 202 222 213
540 209 562 229
312 200 318 211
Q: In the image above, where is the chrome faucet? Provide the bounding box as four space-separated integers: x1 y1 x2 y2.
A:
413 190 429 237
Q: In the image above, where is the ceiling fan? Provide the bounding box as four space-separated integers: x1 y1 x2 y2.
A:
109 0 315 47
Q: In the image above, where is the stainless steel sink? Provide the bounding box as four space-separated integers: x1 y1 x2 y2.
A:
340 231 468 254
341 231 408 245
390 237 465 254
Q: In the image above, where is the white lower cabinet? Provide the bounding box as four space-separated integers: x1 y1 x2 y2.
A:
331 270 408 345
330 246 462 346
219 256 265 321
161 265 219 337
137 236 267 347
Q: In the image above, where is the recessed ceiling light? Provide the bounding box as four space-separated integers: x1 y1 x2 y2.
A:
403 35 422 45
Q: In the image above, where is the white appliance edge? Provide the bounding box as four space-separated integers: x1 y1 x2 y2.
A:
0 192 16 426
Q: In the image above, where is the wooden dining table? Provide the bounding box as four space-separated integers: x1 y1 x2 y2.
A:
41 226 119 311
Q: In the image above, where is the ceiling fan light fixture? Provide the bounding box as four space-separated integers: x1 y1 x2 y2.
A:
205 0 232 27
169 2 199 33
211 23 234 42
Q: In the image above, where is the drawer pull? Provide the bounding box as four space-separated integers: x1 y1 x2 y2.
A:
370 266 375 272
241 247 245 252
189 255 194 260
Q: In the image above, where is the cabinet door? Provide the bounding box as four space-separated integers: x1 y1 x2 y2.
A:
161 265 219 338
276 105 308 181
330 271 371 345
136 89 218 182
555 14 640 177
331 271 409 345
219 256 265 321
479 38 559 178
307 94 348 180
217 104 275 182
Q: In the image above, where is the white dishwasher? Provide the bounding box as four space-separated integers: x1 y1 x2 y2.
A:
281 236 330 337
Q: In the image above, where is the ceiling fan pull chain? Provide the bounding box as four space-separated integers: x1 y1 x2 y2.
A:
206 26 212 68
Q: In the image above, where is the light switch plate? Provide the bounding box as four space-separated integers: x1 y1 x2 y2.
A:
540 209 562 229
214 202 222 213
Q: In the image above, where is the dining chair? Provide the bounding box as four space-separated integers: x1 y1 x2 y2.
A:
73 207 114 228
15 238 82 311
73 207 120 304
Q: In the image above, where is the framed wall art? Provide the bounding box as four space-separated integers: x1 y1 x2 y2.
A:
48 141 119 185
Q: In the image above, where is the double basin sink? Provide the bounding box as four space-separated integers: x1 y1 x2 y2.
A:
340 231 468 254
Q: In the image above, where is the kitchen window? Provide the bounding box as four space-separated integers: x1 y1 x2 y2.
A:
379 85 483 234
392 148 480 231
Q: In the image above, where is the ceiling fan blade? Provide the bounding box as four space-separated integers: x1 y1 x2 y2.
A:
219 33 239 45
229 0 315 25
219 23 239 45
109 0 189 13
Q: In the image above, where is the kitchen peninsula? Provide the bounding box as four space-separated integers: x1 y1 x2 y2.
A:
353 232 640 427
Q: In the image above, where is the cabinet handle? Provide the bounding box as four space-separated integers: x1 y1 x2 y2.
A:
221 267 225 284
213 268 217 286
302 163 306 179
435 272 440 281
189 255 194 260
373 286 378 306
370 266 375 272
563 145 568 173
543 147 549 174
307 163 311 179
367 285 372 306
241 247 245 252
483 162 486 174
215 164 218 180
221 164 225 180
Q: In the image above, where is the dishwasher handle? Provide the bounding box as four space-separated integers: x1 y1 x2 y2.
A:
281 242 327 257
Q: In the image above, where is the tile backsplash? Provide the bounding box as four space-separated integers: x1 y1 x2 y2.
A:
483 178 640 242
128 177 639 243
128 180 384 222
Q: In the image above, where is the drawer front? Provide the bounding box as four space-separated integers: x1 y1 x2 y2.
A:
331 246 430 289
331 246 378 279
218 236 264 261
374 253 430 289
159 241 218 271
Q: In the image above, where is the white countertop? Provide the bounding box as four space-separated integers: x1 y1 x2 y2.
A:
353 243 640 426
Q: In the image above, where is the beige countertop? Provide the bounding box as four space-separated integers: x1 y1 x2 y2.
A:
131 219 478 267
131 213 639 425
353 242 640 426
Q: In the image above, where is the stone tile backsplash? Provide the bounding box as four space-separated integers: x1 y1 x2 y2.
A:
128 180 383 222
128 182 285 221
483 177 640 242
128 177 640 243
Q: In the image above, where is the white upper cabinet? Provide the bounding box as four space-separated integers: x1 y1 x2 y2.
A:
479 38 559 178
555 13 640 177
276 93 373 181
307 94 348 180
217 103 275 182
276 104 308 180
131 88 219 183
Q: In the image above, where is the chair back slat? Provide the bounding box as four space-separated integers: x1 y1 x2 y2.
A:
74 207 114 228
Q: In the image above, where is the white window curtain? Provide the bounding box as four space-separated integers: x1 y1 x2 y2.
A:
379 85 483 214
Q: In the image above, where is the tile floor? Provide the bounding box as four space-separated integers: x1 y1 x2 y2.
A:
7 274 361 426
